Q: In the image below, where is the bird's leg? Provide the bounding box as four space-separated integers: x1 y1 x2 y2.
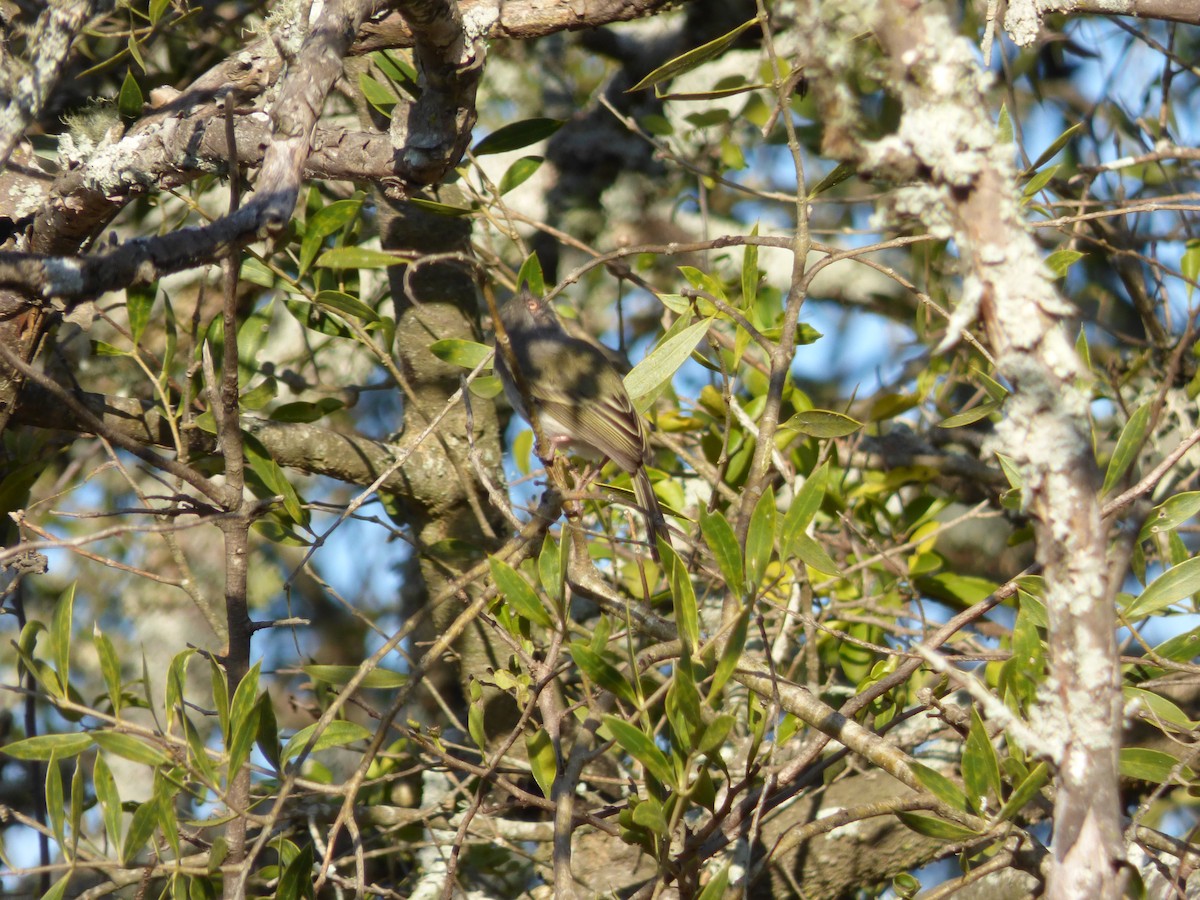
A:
547 454 589 552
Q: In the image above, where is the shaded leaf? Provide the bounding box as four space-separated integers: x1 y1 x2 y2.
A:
473 118 563 155
281 720 371 765
302 665 408 690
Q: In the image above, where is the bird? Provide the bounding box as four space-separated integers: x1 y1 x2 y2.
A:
493 290 670 560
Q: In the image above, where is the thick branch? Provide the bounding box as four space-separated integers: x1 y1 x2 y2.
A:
0 0 98 169
868 3 1124 897
387 0 485 183
355 0 693 52
1005 0 1200 46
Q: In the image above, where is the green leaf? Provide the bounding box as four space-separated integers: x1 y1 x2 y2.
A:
50 582 76 696
745 486 776 588
1024 122 1083 175
430 338 492 369
1045 249 1085 278
894 811 978 841
808 161 856 198
300 198 364 274
126 282 155 345
118 69 143 119
94 753 123 858
540 535 566 606
358 72 396 117
468 682 486 751
708 604 749 704
1183 239 1200 302
149 0 170 24
602 716 675 787
526 728 557 799
302 665 408 689
1123 556 1200 619
92 731 170 766
227 662 262 776
498 156 544 195
93 628 123 715
255 692 281 774
242 432 306 526
41 874 72 900
700 508 743 592
997 760 1049 821
517 252 545 298
472 118 564 155
1102 401 1151 495
661 543 699 653
1123 686 1197 730
741 225 760 307
277 841 315 900
269 398 344 423
281 720 372 765
938 400 1002 428
489 557 553 629
909 761 970 813
313 290 380 323
631 797 668 835
1119 747 1194 783
780 463 828 558
407 197 475 216
122 798 160 865
184 714 219 787
784 409 862 438
624 317 714 406
697 863 731 900
792 532 840 577
46 749 65 849
210 659 229 743
1137 492 1200 542
997 104 1013 145
238 377 277 411
314 246 407 269
1021 163 1059 198
962 706 1001 813
628 18 758 92
571 643 637 706
667 661 703 748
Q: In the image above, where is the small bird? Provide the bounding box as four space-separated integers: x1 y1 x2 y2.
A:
494 290 670 559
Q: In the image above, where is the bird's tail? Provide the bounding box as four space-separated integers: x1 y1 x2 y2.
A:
633 468 671 562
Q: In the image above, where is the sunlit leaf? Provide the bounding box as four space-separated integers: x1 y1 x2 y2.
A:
629 18 758 92
1102 401 1150 495
603 716 675 787
281 720 371 765
1122 556 1200 619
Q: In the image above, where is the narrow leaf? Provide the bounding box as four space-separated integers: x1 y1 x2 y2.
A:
602 716 675 787
1123 555 1200 619
624 317 714 404
281 720 371 765
489 557 553 628
745 486 776 588
629 18 758 92
909 761 970 813
472 118 563 155
700 508 743 592
526 728 557 800
302 664 408 690
92 731 170 766
1102 401 1151 495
